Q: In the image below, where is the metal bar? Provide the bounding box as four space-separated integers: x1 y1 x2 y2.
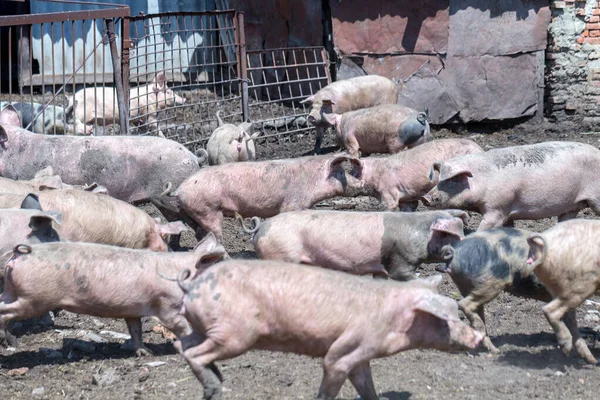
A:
0 8 129 27
127 10 238 22
237 12 248 122
121 17 130 125
105 18 128 135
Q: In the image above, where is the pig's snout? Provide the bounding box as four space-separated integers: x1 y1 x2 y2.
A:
421 193 433 206
236 143 242 153
308 114 317 125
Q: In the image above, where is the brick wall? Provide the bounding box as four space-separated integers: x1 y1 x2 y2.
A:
546 0 600 125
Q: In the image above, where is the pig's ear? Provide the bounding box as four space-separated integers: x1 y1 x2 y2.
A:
300 95 315 105
0 124 8 144
37 176 63 191
321 98 336 107
430 218 465 240
1 104 20 128
159 221 190 240
153 71 167 91
34 166 54 178
427 161 442 184
525 233 547 273
194 232 218 253
414 294 460 322
420 274 443 291
21 193 43 211
239 121 253 134
194 249 227 271
444 210 469 225
329 156 363 179
438 167 473 183
29 211 62 229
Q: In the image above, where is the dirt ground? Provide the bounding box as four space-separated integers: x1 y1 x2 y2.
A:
1 117 600 399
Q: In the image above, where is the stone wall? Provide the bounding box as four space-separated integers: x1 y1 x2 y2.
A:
546 0 600 125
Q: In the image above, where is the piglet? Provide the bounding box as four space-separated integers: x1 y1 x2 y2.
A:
301 75 398 153
174 258 484 400
206 111 259 165
245 209 467 281
527 219 600 365
0 234 224 356
438 228 554 353
423 141 600 230
330 104 431 157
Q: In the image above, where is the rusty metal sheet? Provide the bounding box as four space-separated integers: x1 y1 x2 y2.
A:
448 0 550 57
360 54 444 83
330 0 449 55
397 63 460 124
443 53 539 122
230 0 322 49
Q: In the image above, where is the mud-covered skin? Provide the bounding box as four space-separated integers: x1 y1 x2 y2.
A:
0 124 199 218
0 190 186 252
253 209 467 281
439 228 552 353
175 259 483 400
0 236 222 356
527 219 600 365
424 141 600 230
353 139 484 210
333 104 431 157
175 154 363 243
302 75 399 153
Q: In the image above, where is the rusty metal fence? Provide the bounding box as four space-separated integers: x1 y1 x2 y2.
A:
0 1 331 152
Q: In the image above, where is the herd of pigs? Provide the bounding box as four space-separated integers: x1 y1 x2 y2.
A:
0 73 599 400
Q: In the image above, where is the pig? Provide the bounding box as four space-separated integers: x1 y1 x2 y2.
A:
0 103 20 128
352 138 484 211
172 154 363 242
527 219 600 365
206 111 259 165
174 258 484 400
437 228 557 353
0 234 224 356
67 71 186 136
0 190 187 252
245 209 467 281
0 168 67 194
0 123 202 230
0 101 90 135
301 75 399 153
330 104 431 157
423 141 600 230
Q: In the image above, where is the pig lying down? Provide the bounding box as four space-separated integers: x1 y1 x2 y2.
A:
438 228 556 353
424 141 600 230
67 71 186 136
174 259 484 400
0 234 224 356
527 219 600 365
0 101 90 135
245 209 467 281
206 111 259 165
0 167 68 194
302 75 399 153
331 104 431 157
173 154 363 242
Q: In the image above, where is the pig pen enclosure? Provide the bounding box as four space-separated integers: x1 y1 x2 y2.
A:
0 1 600 399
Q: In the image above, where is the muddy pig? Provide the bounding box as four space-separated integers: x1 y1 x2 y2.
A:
353 138 484 211
527 219 600 365
301 75 399 153
0 190 187 252
423 141 600 230
243 209 467 281
0 234 224 356
173 154 363 242
68 71 186 136
0 101 90 135
0 123 202 227
206 111 259 165
0 103 20 128
438 228 556 353
174 258 484 400
330 104 431 157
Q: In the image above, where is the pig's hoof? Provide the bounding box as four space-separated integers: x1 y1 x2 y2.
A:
135 347 154 357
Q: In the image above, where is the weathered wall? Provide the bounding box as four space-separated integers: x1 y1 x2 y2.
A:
545 0 600 125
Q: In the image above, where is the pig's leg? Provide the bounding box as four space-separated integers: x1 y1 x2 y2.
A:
563 310 597 365
542 298 573 356
347 362 378 400
174 333 226 400
459 290 501 353
125 318 153 357
477 211 507 231
314 125 325 154
197 212 224 244
380 191 401 211
398 201 419 212
343 134 360 158
558 210 579 222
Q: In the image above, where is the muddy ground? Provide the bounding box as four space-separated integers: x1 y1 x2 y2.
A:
1 117 600 399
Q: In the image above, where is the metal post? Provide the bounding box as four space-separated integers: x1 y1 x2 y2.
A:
237 12 249 122
105 18 129 135
121 17 130 122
